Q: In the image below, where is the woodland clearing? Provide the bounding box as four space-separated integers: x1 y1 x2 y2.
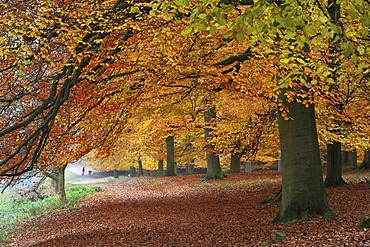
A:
9 170 370 247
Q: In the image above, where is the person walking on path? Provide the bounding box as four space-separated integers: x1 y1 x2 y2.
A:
82 167 85 176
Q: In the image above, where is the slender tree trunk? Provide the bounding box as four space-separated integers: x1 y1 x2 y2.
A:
273 93 335 223
186 163 195 175
361 150 370 168
165 136 176 176
157 160 164 177
342 150 357 167
138 156 144 177
113 170 119 178
204 100 223 179
129 165 136 177
325 142 346 186
56 165 67 204
230 152 241 173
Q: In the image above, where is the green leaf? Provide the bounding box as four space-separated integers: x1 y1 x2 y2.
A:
357 46 365 55
280 58 290 64
296 57 305 64
149 10 156 17
285 32 296 40
130 6 140 13
327 78 335 84
360 16 370 25
209 25 218 35
222 31 232 39
343 43 355 58
216 15 227 26
304 26 316 37
193 21 207 31
93 39 103 44
347 9 359 20
181 26 193 36
234 30 245 41
358 28 369 37
174 0 188 7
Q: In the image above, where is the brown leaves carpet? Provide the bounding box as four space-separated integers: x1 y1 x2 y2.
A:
10 171 370 246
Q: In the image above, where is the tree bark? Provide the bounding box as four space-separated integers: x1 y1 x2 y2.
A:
342 150 357 167
325 142 346 186
157 160 164 177
361 150 370 169
129 165 136 177
56 165 67 204
230 152 241 173
273 93 335 223
204 100 223 179
165 136 176 176
113 170 119 178
186 163 195 175
138 156 144 177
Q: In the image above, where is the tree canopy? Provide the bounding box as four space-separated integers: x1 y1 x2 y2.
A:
0 0 369 190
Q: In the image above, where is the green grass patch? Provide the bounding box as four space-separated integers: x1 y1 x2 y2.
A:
0 184 100 245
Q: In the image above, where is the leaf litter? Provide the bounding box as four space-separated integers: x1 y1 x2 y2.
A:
9 170 370 246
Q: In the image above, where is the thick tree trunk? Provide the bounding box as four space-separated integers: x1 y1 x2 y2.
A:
361 150 370 169
138 157 144 177
325 142 346 186
204 101 223 179
165 136 176 176
230 152 241 173
157 160 164 177
273 95 335 223
342 150 357 167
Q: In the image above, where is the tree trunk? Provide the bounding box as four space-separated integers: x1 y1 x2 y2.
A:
113 170 119 178
325 142 346 186
204 100 223 179
230 152 241 173
129 165 136 177
51 175 59 192
186 163 195 175
56 165 67 204
361 150 370 169
138 156 144 177
165 136 176 176
273 94 335 223
342 150 357 167
157 160 164 177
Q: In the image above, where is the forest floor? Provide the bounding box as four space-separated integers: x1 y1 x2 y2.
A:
9 169 370 247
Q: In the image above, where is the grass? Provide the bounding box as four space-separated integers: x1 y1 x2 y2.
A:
0 184 100 245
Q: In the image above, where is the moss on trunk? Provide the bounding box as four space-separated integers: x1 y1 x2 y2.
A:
274 93 335 223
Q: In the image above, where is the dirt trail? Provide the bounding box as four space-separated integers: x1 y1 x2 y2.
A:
8 172 370 247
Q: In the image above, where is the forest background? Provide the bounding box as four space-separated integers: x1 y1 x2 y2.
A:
0 0 369 226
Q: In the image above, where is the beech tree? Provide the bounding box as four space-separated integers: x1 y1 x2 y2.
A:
174 0 369 222
1 0 368 225
0 0 145 182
